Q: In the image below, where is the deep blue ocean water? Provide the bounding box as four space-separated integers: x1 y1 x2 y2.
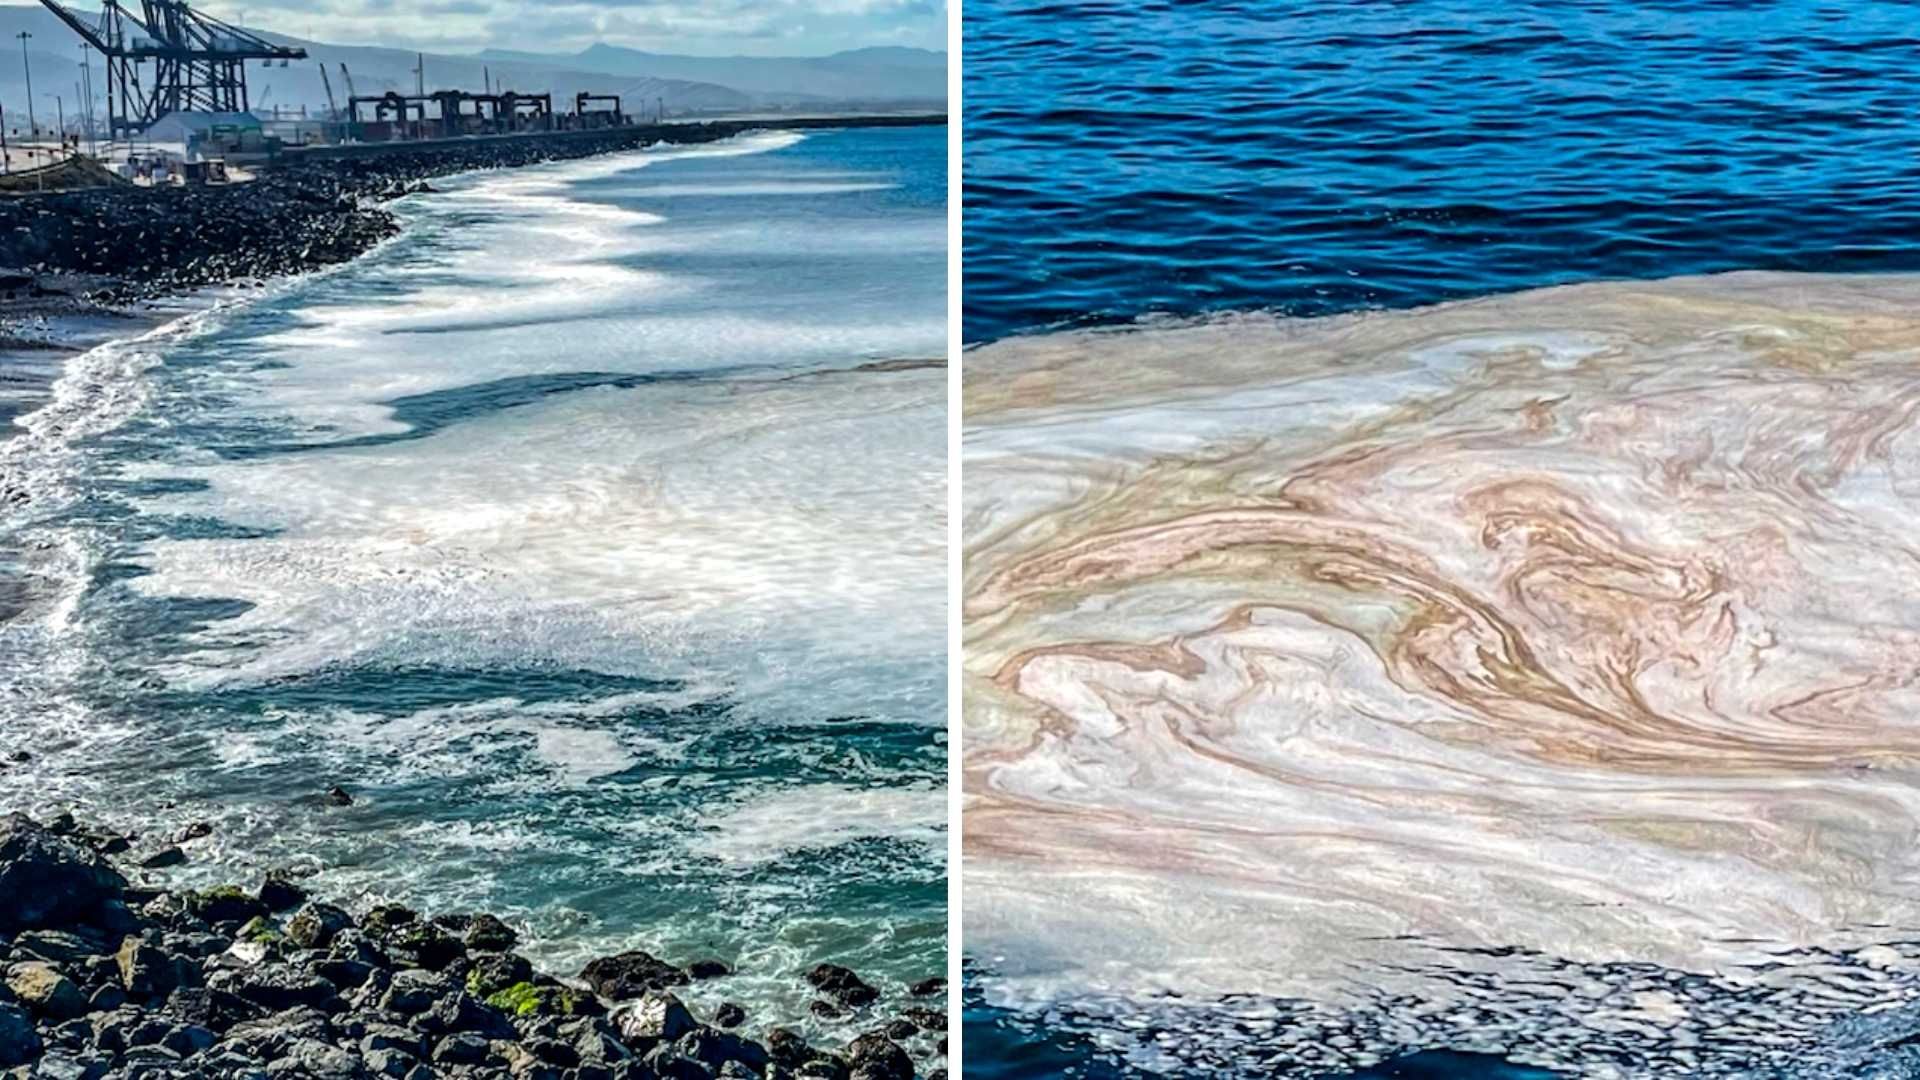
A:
0 126 948 1041
963 1 1920 1075
963 0 1920 344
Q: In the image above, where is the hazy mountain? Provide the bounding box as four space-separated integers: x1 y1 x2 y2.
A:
476 43 947 104
0 3 940 136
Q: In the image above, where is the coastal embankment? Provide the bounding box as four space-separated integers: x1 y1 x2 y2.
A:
0 115 943 313
0 810 946 1078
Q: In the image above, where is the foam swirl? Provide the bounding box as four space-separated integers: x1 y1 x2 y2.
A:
962 272 1920 1073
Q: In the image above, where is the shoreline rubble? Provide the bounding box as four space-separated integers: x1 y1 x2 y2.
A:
0 811 947 1079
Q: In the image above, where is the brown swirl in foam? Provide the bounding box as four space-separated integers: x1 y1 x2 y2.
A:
963 273 1920 1011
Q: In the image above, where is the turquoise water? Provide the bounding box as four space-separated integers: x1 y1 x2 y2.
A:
0 127 947 1034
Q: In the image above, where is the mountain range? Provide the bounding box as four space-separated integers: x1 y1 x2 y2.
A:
0 4 944 134
476 43 945 102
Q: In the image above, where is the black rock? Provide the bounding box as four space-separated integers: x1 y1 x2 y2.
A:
162 985 262 1033
465 952 533 998
432 1031 490 1065
309 955 375 992
806 963 879 1008
285 902 353 950
644 1041 716 1080
378 969 448 1016
579 950 689 999
559 1015 630 1067
4 961 88 1020
765 1028 814 1068
359 1022 426 1058
686 958 731 980
220 1003 335 1059
138 846 187 870
9 927 109 965
208 963 340 1012
0 1003 44 1068
0 813 131 933
274 1035 360 1075
160 1020 217 1057
387 920 465 971
115 933 202 999
908 977 945 998
174 821 214 844
797 1057 853 1080
846 1031 914 1080
360 904 417 936
363 1045 420 1077
419 989 515 1040
900 1006 945 1032
321 786 355 807
713 1002 746 1029
185 886 270 926
674 1026 769 1074
464 912 517 953
883 1018 917 1041
258 873 307 912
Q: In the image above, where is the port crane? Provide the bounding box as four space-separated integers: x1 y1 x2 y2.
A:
318 61 337 120
36 0 308 138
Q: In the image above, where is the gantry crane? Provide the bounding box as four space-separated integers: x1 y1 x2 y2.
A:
36 0 308 138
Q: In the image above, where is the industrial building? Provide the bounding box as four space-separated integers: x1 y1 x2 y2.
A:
16 0 635 180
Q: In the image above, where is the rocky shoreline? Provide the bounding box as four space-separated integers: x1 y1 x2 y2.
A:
0 811 947 1079
0 115 941 326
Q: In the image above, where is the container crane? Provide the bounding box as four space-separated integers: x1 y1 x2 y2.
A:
36 0 308 138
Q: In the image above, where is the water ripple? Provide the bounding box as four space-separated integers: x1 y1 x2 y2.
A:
963 0 1920 343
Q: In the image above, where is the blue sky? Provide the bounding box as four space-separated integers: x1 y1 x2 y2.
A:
201 0 946 56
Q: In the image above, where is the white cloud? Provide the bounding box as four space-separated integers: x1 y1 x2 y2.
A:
204 0 944 55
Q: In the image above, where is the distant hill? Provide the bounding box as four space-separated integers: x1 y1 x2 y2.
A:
476 44 947 104
0 4 941 136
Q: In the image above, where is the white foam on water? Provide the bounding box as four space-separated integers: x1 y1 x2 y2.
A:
963 271 1920 1073
622 181 896 198
127 365 947 721
0 303 246 772
693 783 948 867
107 128 946 713
211 128 942 443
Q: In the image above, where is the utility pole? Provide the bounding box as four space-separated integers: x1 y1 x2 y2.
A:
79 42 95 157
51 95 63 155
17 31 35 162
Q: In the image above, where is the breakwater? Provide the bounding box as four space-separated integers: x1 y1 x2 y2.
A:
0 115 944 304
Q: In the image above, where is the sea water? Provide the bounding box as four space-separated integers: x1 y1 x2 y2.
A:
964 0 1920 344
0 126 947 1036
